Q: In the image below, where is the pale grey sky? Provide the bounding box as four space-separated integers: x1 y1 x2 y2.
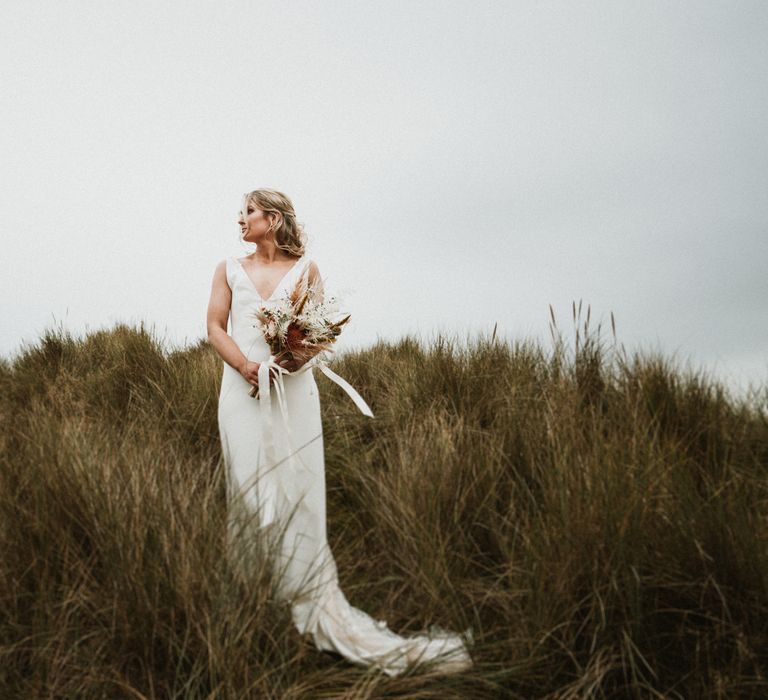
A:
2 1 766 401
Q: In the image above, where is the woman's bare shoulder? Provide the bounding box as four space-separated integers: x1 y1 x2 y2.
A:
210 258 231 290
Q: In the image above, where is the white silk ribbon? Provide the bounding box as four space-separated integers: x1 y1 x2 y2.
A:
254 354 374 526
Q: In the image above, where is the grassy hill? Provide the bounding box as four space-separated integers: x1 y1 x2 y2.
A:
1 309 766 698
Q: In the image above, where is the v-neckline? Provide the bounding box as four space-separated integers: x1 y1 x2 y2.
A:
233 255 304 301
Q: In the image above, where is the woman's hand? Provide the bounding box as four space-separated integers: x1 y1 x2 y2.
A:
275 351 303 373
239 359 277 389
241 349 317 389
277 345 326 373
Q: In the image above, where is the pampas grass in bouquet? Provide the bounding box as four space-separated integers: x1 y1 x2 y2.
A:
247 267 350 398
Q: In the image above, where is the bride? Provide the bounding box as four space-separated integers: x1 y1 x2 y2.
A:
206 188 474 677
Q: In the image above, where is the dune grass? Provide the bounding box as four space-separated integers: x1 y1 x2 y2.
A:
1 305 766 698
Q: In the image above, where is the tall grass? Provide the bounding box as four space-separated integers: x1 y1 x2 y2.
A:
1 306 766 698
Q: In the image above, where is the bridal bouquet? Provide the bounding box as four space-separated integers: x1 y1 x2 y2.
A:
247 275 350 398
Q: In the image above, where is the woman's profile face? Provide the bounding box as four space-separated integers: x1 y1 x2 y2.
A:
238 201 272 244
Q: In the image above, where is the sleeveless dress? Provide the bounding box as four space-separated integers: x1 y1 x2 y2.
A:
217 254 474 677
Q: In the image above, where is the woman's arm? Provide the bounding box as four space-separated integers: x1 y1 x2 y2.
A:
206 259 248 373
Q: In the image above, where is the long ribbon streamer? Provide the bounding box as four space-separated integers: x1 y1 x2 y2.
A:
255 354 374 526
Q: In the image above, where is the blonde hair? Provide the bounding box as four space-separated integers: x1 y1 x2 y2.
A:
240 188 307 257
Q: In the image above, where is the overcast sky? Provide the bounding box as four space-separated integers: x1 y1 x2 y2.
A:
2 1 766 402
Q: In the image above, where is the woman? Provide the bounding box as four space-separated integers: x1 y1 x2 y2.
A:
206 188 473 677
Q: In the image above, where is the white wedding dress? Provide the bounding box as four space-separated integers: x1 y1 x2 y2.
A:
217 254 474 677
